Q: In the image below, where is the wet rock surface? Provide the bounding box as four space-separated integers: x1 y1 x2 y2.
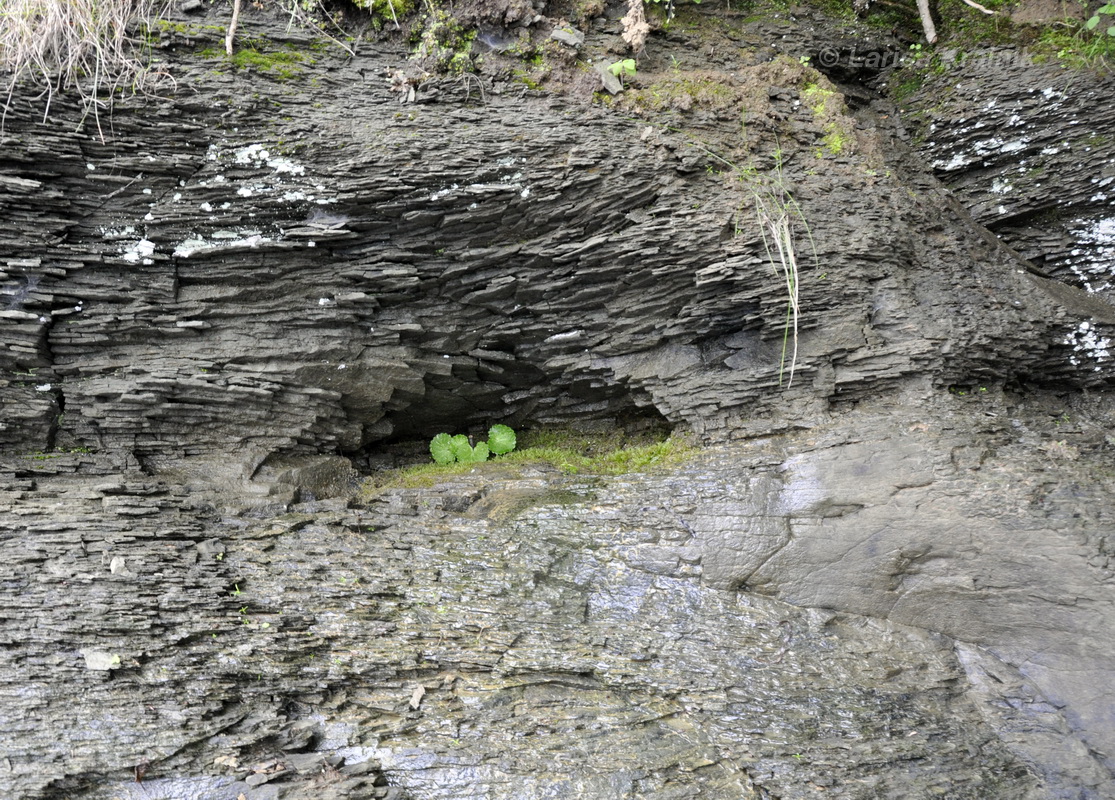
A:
5 394 1115 799
2 0 1115 798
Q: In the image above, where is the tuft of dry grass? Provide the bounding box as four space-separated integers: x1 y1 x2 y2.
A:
0 0 172 137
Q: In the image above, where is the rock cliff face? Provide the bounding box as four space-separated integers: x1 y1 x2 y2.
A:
906 51 1115 305
2 0 1115 798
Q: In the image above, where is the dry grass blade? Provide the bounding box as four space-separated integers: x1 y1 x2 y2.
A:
278 0 355 57
681 137 814 390
756 193 801 388
0 0 172 138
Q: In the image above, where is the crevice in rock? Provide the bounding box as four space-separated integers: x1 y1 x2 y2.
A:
354 405 676 475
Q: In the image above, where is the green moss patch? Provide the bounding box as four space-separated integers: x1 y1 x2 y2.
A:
360 427 695 494
412 9 478 72
625 72 740 113
197 43 310 81
230 48 307 80
801 77 856 157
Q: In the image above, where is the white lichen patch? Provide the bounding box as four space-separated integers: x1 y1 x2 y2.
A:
545 329 584 343
194 141 335 206
429 184 459 201
428 171 533 203
1089 176 1112 204
233 143 306 176
933 152 973 172
932 136 1032 172
173 229 274 258
1064 216 1115 294
162 141 341 257
99 226 137 240
121 239 156 265
174 239 209 257
1065 320 1112 370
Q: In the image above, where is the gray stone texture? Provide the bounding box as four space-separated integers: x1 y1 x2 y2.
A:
2 2 1115 798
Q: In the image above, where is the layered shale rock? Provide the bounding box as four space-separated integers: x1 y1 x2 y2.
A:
903 51 1115 306
0 417 1088 800
2 5 1113 483
2 0 1115 798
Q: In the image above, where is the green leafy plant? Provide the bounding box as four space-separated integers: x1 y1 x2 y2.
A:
366 427 692 494
487 423 517 454
429 433 457 464
1033 1 1115 67
1086 3 1115 36
607 58 638 78
429 424 517 465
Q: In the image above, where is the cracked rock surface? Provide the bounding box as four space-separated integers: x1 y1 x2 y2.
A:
2 1 1115 798
5 394 1115 799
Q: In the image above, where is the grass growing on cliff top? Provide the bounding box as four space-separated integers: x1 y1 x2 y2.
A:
361 428 695 493
0 0 171 134
1034 19 1115 70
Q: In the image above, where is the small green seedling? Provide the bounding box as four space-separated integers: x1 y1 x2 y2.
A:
607 59 637 79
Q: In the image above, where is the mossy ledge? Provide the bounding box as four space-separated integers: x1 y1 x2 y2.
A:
360 428 696 494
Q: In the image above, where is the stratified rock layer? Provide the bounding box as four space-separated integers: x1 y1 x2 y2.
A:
906 52 1115 304
2 11 1114 482
5 393 1115 799
2 3 1115 799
